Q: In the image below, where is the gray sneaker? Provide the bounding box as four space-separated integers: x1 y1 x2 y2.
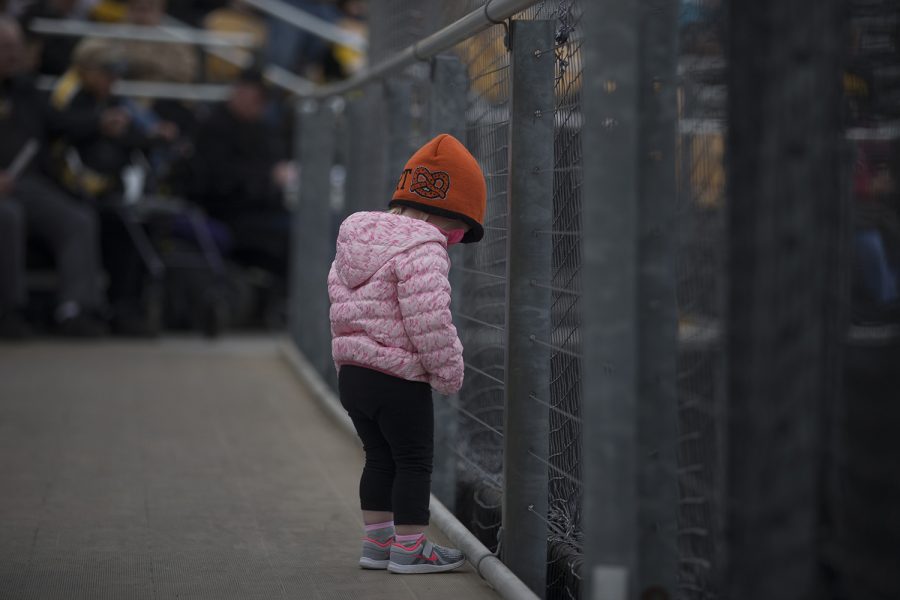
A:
359 535 392 569
388 537 465 574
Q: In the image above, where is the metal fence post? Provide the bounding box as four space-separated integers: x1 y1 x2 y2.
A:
343 95 367 217
502 19 555 597
581 0 641 595
384 77 414 202
636 0 680 594
331 100 348 232
582 0 680 597
428 55 468 141
291 98 337 380
428 55 469 513
726 1 845 599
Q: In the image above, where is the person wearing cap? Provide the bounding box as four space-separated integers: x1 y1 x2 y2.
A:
0 17 107 338
119 0 197 85
328 134 487 574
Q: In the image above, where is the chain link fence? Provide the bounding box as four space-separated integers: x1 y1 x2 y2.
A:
287 0 899 598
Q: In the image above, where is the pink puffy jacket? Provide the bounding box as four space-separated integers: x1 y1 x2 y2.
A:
328 211 464 395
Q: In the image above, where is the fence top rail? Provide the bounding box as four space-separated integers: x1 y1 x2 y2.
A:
159 15 318 97
35 76 232 102
305 0 537 100
242 0 367 53
29 18 259 47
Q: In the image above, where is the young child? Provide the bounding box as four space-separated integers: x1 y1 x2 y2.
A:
328 134 486 573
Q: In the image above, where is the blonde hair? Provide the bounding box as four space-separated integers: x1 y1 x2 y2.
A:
388 206 429 220
389 205 470 232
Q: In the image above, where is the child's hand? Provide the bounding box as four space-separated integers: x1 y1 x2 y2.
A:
99 107 131 138
152 121 179 142
271 161 298 189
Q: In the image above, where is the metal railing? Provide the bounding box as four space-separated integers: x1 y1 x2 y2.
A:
307 0 537 99
242 0 366 52
29 17 258 46
34 76 232 102
28 16 317 96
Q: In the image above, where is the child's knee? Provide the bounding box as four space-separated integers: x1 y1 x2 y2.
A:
364 451 395 475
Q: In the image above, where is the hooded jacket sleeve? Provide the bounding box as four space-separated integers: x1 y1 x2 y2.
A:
394 242 464 395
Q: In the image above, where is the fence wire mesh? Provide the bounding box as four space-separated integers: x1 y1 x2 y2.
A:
327 1 719 598
449 4 587 599
449 0 511 566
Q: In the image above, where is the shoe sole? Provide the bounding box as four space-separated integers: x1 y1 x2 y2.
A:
359 557 389 569
387 559 465 574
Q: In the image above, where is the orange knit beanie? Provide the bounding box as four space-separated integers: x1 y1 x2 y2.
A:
390 134 487 243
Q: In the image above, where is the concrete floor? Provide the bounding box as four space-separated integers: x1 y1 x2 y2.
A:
0 337 499 600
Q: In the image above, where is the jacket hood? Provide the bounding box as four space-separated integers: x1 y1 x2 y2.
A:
333 211 446 288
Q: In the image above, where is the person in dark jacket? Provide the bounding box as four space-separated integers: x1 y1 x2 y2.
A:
49 37 178 334
19 0 82 76
188 69 295 280
50 38 180 199
0 17 106 338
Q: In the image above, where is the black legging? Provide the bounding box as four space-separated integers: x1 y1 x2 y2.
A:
338 365 434 525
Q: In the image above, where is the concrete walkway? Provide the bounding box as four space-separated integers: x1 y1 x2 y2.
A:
0 337 499 600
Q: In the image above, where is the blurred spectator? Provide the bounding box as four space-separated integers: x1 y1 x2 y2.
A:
0 17 107 338
679 0 722 55
202 0 267 83
89 0 128 22
853 141 900 322
49 38 173 198
19 0 82 75
163 0 225 27
321 0 366 81
120 0 197 83
2 0 31 17
113 0 202 161
49 37 180 333
188 68 294 281
264 0 339 79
